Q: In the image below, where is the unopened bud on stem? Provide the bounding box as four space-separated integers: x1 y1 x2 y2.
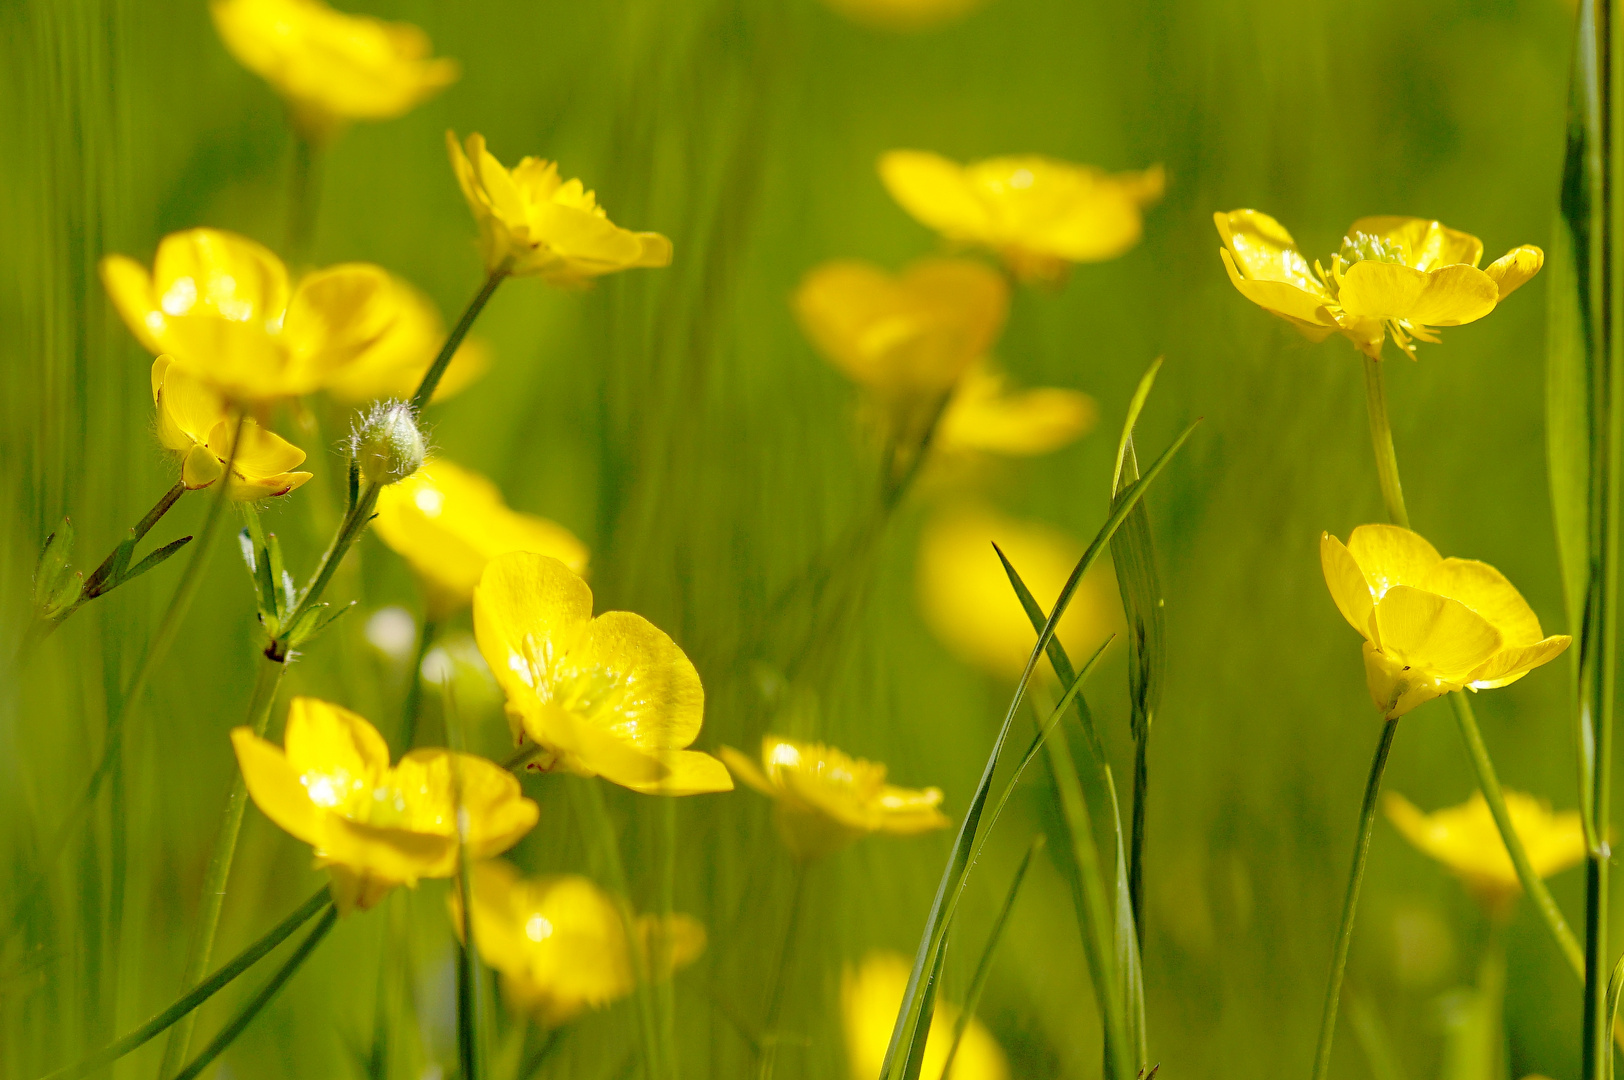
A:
351 400 426 485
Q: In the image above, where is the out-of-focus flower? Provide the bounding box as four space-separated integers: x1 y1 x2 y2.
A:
232 697 538 914
818 0 988 31
1214 210 1543 360
473 552 732 795
374 459 589 619
935 361 1096 458
447 132 673 283
321 273 489 405
1321 525 1570 719
842 951 1009 1080
917 503 1120 680
880 151 1164 283
719 736 950 860
1385 790 1585 909
453 860 705 1027
210 0 458 143
102 229 431 401
151 356 312 499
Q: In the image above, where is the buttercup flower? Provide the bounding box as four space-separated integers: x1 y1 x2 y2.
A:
473 552 732 795
1321 525 1570 719
211 0 458 143
151 356 312 499
879 151 1164 282
374 459 589 618
448 132 674 283
818 0 988 31
232 697 538 913
1385 790 1585 909
321 273 489 405
917 503 1120 680
843 951 1009 1080
453 860 705 1027
719 736 951 860
1214 210 1543 360
935 361 1097 458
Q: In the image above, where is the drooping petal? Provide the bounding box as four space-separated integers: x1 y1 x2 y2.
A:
1468 635 1573 689
1421 558 1544 645
1372 586 1504 679
1484 245 1544 300
154 358 229 450
472 552 594 709
206 417 308 480
181 444 225 489
1345 524 1442 597
618 749 734 797
232 727 327 848
1320 533 1376 639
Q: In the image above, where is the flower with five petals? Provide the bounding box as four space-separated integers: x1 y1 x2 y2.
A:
151 356 312 499
1321 525 1570 719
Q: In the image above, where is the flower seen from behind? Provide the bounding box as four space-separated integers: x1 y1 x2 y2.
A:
151 356 312 499
454 860 705 1027
448 132 674 284
1321 524 1570 719
473 552 732 795
720 736 950 860
232 697 538 913
374 459 589 618
843 950 1009 1080
880 151 1164 282
935 360 1097 458
211 0 458 143
1385 790 1585 910
1215 210 1543 360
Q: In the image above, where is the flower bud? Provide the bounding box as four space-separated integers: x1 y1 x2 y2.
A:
351 400 425 485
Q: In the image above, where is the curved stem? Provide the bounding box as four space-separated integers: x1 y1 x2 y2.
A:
1312 718 1401 1080
756 863 808 1080
410 266 510 413
1361 356 1410 529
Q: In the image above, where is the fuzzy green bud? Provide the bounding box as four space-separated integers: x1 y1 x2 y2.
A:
351 400 426 485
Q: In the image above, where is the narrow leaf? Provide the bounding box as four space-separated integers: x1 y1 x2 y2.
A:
118 536 194 588
1111 775 1147 1069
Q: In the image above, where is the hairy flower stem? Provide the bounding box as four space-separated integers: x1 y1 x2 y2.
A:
410 263 511 413
1312 717 1400 1080
1361 355 1410 529
158 652 288 1076
757 862 809 1080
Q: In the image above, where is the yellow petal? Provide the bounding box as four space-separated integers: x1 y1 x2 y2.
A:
151 227 288 327
283 262 397 376
207 417 308 481
843 951 1009 1080
321 814 456 889
155 359 229 449
878 150 991 241
181 444 225 490
226 470 313 501
102 255 167 354
1420 558 1544 645
1372 585 1504 679
523 701 671 789
472 551 595 711
554 609 705 755
618 749 734 796
231 727 326 848
1484 245 1544 300
1220 249 1337 328
283 696 391 810
1338 261 1498 326
1320 532 1376 639
1345 217 1484 270
1214 210 1332 294
937 365 1096 456
719 745 777 797
409 749 540 860
1469 635 1573 689
874 785 951 834
1345 524 1441 596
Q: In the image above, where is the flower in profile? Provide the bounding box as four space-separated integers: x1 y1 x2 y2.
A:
817 0 988 31
374 459 589 619
151 356 312 499
473 552 732 795
879 151 1164 283
453 860 705 1027
321 273 489 405
447 132 674 284
917 503 1120 681
842 951 1009 1080
934 361 1097 458
1385 790 1585 911
719 737 950 860
1321 525 1571 719
1214 210 1543 360
210 0 458 143
232 697 538 914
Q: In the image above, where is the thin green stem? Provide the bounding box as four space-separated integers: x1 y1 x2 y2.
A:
1361 356 1410 529
410 265 511 413
442 677 486 1080
1128 730 1149 952
170 905 340 1080
1450 691 1585 974
756 863 808 1080
397 617 436 754
271 479 382 660
36 887 330 1080
284 133 321 266
1312 717 1401 1080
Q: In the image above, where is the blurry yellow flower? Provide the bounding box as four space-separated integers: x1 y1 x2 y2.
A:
473 552 732 796
455 860 705 1027
211 0 458 143
917 503 1120 681
1385 790 1585 907
448 132 674 283
374 459 589 619
879 151 1164 282
1215 210 1543 360
151 356 312 499
842 951 1009 1080
818 0 988 31
1321 525 1570 719
720 736 950 860
322 273 489 405
935 361 1097 458
232 697 538 914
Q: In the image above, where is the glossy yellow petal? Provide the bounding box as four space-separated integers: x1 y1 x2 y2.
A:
151 228 288 328
1372 585 1503 680
161 314 305 400
1362 640 1451 719
1338 261 1498 326
1421 558 1544 645
1345 217 1484 270
1220 249 1338 330
1214 210 1331 295
554 609 705 755
1485 245 1544 300
283 262 399 376
472 551 595 710
102 255 167 354
936 365 1096 457
878 150 993 241
1344 524 1442 596
389 749 538 864
618 749 734 796
283 696 391 812
225 470 312 501
181 444 225 490
842 951 1009 1080
521 702 671 789
1468 635 1573 689
231 726 327 848
1320 533 1376 640
321 815 457 889
320 272 490 404
154 358 229 449
206 417 308 480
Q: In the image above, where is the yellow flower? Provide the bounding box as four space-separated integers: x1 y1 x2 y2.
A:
879 151 1164 282
1321 525 1571 719
321 273 489 405
232 697 538 914
454 860 705 1028
210 0 458 143
935 361 1097 458
373 459 589 619
1215 210 1543 360
472 552 733 796
842 951 1009 1080
817 0 988 31
917 503 1120 681
447 132 674 283
1384 790 1585 907
102 228 421 401
719 736 951 860
151 356 312 499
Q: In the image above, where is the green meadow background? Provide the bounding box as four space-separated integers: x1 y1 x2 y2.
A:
0 0 1586 1077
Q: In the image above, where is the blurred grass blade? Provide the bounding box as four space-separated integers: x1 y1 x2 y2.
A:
1608 951 1624 1080
1343 985 1409 1080
1109 778 1147 1069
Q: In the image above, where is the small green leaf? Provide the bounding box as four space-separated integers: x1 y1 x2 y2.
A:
119 536 193 588
286 601 356 649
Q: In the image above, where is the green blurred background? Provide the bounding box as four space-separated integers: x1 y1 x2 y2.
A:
0 0 1588 1077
